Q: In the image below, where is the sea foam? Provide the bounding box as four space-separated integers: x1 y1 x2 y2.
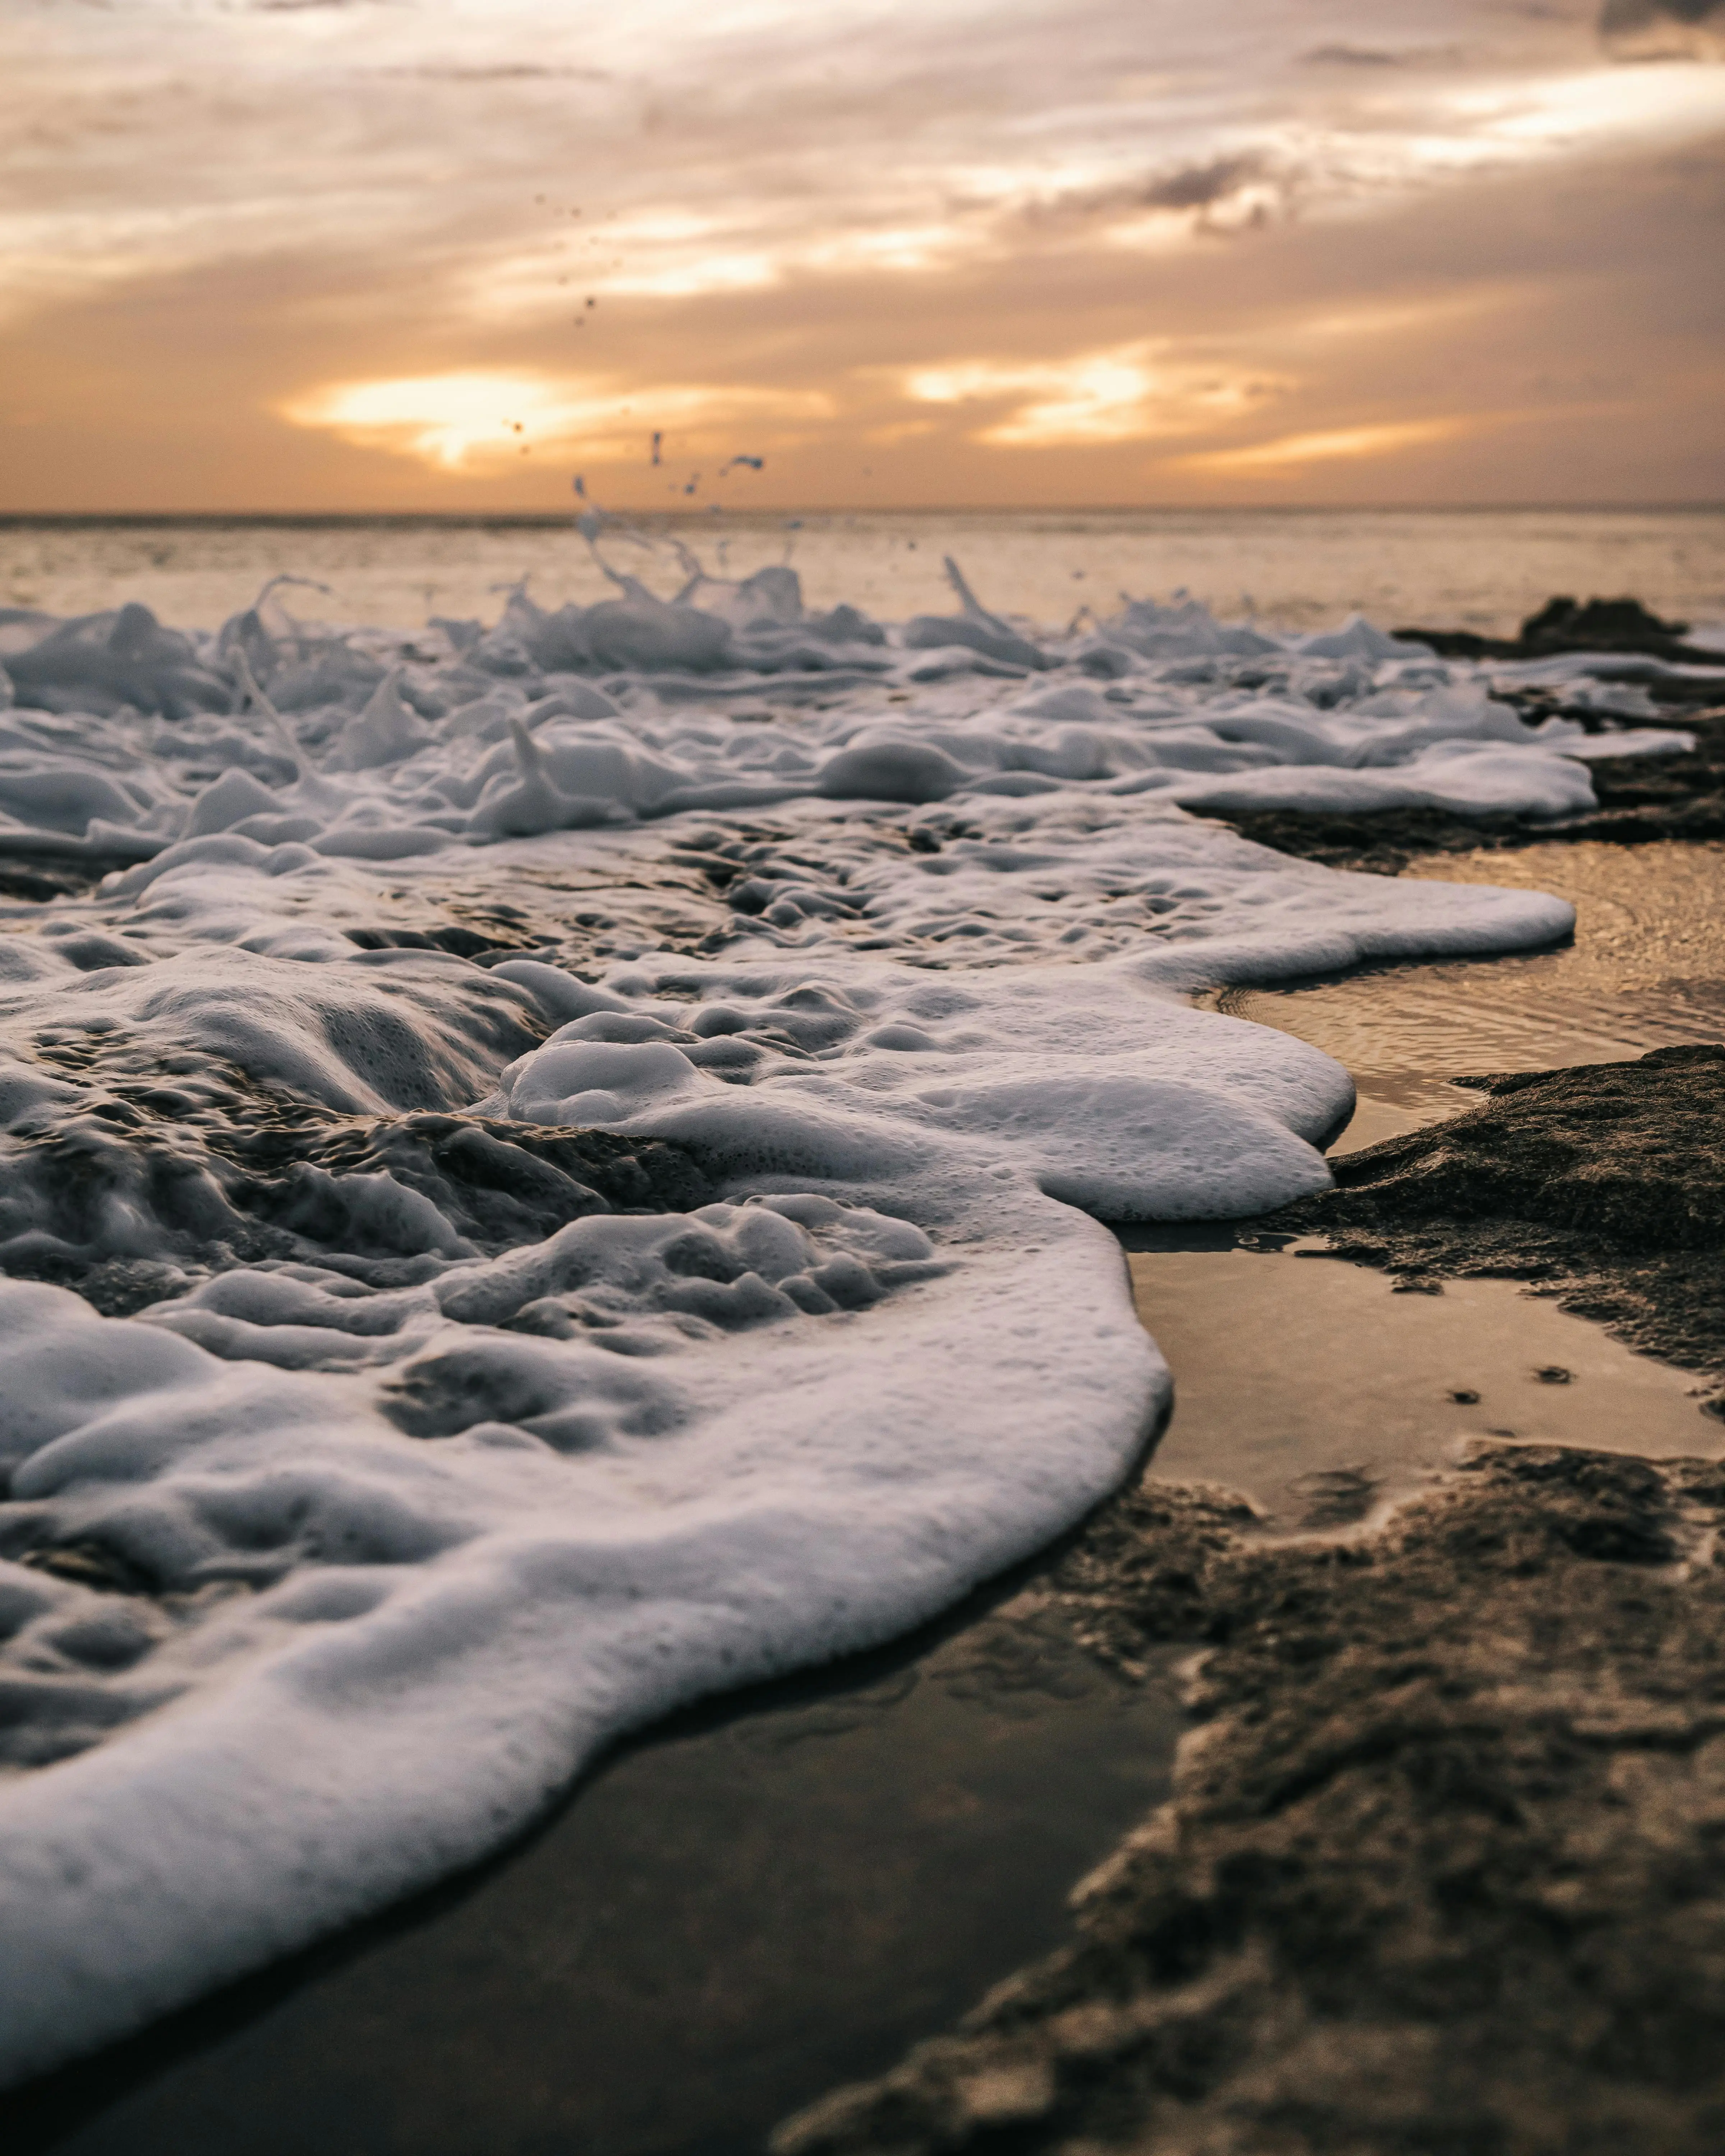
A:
0 551 1702 2083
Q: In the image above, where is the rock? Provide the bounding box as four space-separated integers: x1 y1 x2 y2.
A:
1218 710 1725 870
1521 594 1690 650
773 1045 1725 2155
1260 1043 1725 1379
1392 592 1720 667
773 1442 1725 2156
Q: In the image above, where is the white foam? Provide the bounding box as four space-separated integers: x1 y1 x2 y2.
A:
1 565 1713 865
0 558 1606 2082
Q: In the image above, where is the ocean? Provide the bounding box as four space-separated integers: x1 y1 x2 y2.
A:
5 506 1724 641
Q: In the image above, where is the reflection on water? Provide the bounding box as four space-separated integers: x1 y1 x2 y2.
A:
1126 1236 1719 1534
1134 839 1725 1527
1216 841 1725 1150
16 843 1724 2153
14 1589 1180 2156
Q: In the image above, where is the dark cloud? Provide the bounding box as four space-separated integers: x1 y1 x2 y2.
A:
1017 152 1281 233
374 66 609 82
1138 155 1269 212
1301 43 1467 68
1601 0 1725 56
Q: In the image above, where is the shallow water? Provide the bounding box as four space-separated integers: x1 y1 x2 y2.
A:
12 844 1721 2151
1218 840 1725 1151
6 507 1723 641
11 1588 1181 2156
1133 839 1725 1529
1128 1240 1719 1532
4 544 1721 2098
8 551 1653 2087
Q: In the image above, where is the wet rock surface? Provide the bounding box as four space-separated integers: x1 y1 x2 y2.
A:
1221 711 1725 875
1217 599 1725 875
773 1042 1725 2155
1393 595 1719 667
1261 1042 1725 1381
774 1442 1725 2156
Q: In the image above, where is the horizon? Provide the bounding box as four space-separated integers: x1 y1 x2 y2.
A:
5 502 1725 526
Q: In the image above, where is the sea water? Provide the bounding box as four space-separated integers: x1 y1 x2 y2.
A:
0 515 1721 2085
7 507 1725 645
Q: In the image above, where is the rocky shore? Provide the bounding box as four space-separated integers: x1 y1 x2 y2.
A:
1223 598 1725 875
774 1045 1725 2155
1222 712 1725 876
1256 1045 1725 1384
775 1440 1725 2156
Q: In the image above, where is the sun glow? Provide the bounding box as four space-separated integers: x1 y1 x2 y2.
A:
901 347 1285 448
278 370 831 472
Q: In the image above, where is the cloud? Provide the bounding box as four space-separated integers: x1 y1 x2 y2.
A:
1301 45 1405 67
1300 42 1467 69
1032 153 1292 242
1173 418 1477 475
1601 0 1725 57
899 346 1287 447
375 65 610 82
279 369 831 471
3 1 1721 511
1138 155 1272 213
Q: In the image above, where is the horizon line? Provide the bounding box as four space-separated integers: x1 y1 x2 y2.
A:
3 502 1723 526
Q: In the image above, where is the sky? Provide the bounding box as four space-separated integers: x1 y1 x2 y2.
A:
2 0 1723 513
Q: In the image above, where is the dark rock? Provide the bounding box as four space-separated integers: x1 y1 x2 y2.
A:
1220 711 1725 871
1394 592 1719 666
1259 1044 1725 1378
774 1442 1725 2156
772 1043 1725 2153
1521 594 1689 649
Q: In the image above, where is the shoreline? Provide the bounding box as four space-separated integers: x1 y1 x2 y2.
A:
2 570 1723 2144
777 1438 1725 2156
14 838 1725 2152
769 837 1725 2156
1219 708 1725 877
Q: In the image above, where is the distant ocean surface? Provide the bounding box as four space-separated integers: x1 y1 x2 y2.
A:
5 507 1722 641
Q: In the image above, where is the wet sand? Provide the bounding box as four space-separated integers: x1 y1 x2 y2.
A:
1126 1236 1717 1533
1135 840 1725 1526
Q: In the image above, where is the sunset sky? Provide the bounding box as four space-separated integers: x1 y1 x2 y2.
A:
3 0 1723 512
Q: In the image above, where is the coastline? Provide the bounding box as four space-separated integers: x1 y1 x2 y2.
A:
1 563 1722 2143
776 1439 1725 2156
10 833 1723 2152
770 830 1725 2156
